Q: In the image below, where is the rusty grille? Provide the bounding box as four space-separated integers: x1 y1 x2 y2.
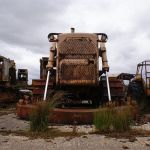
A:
60 64 95 80
59 38 97 55
57 35 98 85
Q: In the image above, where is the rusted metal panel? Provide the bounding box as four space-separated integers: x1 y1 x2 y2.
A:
0 55 16 83
31 79 54 96
59 80 96 85
117 73 135 80
16 103 138 124
57 33 99 86
101 77 125 99
16 103 97 124
40 57 49 80
49 108 95 124
32 79 54 86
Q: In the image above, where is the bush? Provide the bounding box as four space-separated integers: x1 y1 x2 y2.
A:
94 107 114 131
30 102 53 132
94 106 133 132
113 107 132 132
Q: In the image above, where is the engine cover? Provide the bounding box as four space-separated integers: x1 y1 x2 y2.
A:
57 33 99 86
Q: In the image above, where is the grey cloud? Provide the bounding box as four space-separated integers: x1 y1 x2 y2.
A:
0 0 70 54
0 0 150 81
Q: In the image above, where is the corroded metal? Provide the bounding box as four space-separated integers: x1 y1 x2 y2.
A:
47 30 109 87
40 57 49 80
32 79 54 95
136 60 150 96
57 33 99 86
16 103 97 124
117 73 135 81
16 103 138 124
18 69 28 85
0 55 16 84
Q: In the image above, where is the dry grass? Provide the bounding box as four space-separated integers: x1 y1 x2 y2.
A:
0 128 85 139
92 129 150 139
29 101 53 132
29 91 66 132
0 128 150 140
94 106 133 132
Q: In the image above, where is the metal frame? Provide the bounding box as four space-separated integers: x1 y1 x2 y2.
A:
136 60 150 94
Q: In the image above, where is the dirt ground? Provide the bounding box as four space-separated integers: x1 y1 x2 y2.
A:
0 107 150 150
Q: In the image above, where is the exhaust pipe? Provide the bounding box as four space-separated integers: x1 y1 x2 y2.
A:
71 27 75 33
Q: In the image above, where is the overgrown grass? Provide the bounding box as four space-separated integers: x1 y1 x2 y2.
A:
29 91 66 132
29 101 53 132
47 90 67 107
94 106 133 132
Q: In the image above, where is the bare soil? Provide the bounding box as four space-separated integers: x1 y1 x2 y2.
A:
0 107 150 150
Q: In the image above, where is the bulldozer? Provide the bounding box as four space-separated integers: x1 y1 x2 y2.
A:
43 28 125 107
17 28 129 124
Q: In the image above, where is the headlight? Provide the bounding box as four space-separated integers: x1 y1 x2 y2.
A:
48 34 54 41
101 34 107 42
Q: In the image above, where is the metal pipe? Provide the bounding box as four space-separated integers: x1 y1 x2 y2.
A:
43 70 50 101
100 42 109 72
105 71 111 101
71 28 75 33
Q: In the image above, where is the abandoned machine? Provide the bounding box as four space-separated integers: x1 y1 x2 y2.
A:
128 60 150 99
0 55 28 104
27 28 125 106
17 28 126 124
42 28 125 106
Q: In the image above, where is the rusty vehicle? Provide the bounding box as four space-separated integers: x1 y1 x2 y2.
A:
17 29 127 124
0 55 16 85
0 56 16 104
44 28 125 106
127 60 150 101
0 55 28 105
117 60 150 113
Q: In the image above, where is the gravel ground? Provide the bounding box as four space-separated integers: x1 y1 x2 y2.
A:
0 113 29 131
0 134 150 150
0 111 150 150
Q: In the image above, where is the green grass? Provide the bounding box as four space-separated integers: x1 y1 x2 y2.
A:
94 106 133 132
29 90 66 132
113 107 132 132
29 101 53 132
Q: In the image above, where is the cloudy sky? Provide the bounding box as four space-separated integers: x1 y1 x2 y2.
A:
0 0 150 83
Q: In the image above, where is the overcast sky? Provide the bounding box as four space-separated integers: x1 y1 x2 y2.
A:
0 0 150 83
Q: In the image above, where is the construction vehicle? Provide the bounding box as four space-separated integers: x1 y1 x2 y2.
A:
117 60 150 113
0 56 16 104
0 55 16 85
17 29 127 124
43 28 125 107
127 60 150 101
0 55 28 105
